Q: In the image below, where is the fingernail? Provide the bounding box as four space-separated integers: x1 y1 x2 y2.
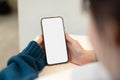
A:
34 35 40 41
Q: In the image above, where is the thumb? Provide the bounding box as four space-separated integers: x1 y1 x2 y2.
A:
34 35 43 44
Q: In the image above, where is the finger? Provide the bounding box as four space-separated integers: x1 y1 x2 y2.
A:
65 33 74 43
34 35 39 41
34 35 43 45
66 40 70 48
39 35 43 43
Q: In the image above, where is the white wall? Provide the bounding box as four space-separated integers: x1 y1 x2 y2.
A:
18 0 89 50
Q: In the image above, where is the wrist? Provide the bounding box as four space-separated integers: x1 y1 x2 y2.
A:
83 50 97 62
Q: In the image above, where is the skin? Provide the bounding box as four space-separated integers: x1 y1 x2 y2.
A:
65 33 96 65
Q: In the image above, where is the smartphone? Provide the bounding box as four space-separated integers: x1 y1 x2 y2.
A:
41 16 68 65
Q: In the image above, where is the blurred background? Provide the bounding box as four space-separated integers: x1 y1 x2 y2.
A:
0 0 18 70
0 0 89 70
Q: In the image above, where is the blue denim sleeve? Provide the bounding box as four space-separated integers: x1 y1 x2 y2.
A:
0 41 47 80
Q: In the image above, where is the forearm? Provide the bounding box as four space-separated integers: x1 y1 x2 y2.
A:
0 41 46 80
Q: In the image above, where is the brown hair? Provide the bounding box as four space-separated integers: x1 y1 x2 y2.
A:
83 0 120 28
83 0 120 45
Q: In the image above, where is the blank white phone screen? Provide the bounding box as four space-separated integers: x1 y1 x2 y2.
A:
41 17 68 65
